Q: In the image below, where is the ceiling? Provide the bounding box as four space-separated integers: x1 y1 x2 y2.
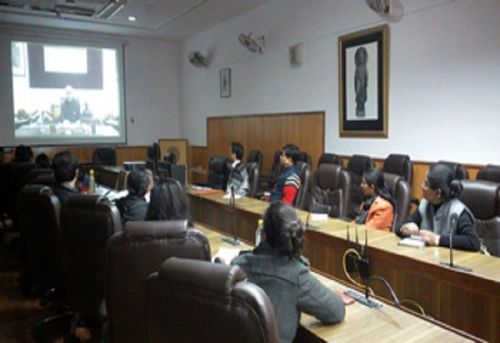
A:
0 0 271 40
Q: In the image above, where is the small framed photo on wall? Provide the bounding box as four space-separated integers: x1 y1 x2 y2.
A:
220 68 231 98
338 25 389 137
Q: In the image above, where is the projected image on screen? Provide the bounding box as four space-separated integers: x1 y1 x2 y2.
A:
11 41 125 144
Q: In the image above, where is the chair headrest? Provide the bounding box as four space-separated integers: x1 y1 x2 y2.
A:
317 163 341 189
159 257 246 296
477 164 500 182
65 194 110 210
348 155 373 176
124 220 188 239
460 180 500 219
383 154 410 174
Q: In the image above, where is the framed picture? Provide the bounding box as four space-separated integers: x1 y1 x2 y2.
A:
11 41 26 76
338 25 389 137
220 68 231 98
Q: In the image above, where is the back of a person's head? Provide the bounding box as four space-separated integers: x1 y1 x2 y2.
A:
263 202 305 258
52 150 78 183
35 153 51 169
146 178 190 221
147 143 160 160
363 168 386 194
282 144 300 164
14 145 33 163
231 142 244 160
127 170 149 197
163 152 177 165
428 163 462 200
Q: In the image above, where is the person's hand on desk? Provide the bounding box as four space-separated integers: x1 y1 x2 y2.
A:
418 230 440 246
399 223 419 236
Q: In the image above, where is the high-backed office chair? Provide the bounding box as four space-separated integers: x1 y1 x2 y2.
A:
294 161 311 210
347 155 374 218
16 185 63 296
383 172 411 230
60 194 122 334
22 168 55 186
146 257 280 343
438 160 469 180
317 153 342 167
477 164 500 183
247 149 263 175
260 150 283 190
145 143 161 176
309 163 352 218
106 220 211 343
298 151 312 166
383 154 413 184
92 147 117 166
206 155 229 189
459 180 500 256
246 162 260 198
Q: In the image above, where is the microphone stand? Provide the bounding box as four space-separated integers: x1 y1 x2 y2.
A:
222 186 240 246
440 214 472 272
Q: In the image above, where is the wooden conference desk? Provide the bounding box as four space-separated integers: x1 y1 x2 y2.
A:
196 225 477 342
188 190 500 342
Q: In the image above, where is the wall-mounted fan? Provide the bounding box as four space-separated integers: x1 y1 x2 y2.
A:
188 51 208 68
365 0 404 22
238 32 265 54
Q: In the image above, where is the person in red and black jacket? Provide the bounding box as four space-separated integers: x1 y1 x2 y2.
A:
270 144 301 205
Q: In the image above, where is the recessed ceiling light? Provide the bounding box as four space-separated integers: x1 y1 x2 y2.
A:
128 15 136 22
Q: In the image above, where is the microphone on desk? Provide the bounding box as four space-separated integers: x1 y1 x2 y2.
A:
222 186 240 246
440 213 472 272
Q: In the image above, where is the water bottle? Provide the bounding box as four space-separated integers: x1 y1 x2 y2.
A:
89 169 96 193
255 219 263 246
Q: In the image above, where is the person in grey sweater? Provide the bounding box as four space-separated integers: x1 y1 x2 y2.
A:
232 202 345 343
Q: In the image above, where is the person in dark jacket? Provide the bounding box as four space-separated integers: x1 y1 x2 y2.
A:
51 150 79 206
396 163 480 251
116 170 149 225
232 202 345 343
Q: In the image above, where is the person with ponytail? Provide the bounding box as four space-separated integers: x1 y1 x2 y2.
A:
232 202 345 343
396 163 480 251
355 168 395 231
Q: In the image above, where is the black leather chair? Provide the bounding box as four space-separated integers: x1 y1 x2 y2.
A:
22 168 55 186
438 160 469 180
146 257 280 343
459 180 500 256
383 172 411 231
309 163 352 218
92 147 117 166
294 161 311 210
477 164 500 183
246 162 260 198
145 143 161 176
317 153 342 167
206 155 229 189
60 194 122 336
383 154 413 184
347 155 374 218
106 220 211 343
298 151 312 166
260 150 283 190
247 149 263 175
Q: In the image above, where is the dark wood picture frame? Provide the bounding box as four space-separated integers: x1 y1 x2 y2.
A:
338 25 389 137
220 68 231 98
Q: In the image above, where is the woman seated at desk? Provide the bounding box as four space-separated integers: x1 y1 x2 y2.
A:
146 177 191 222
396 163 480 251
232 202 345 343
355 168 395 232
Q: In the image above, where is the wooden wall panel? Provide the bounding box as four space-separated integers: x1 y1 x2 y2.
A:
190 146 209 184
205 112 325 176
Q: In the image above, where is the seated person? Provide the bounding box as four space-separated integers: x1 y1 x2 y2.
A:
51 150 79 206
225 142 249 197
146 177 191 222
12 145 33 163
35 153 51 169
115 170 149 225
396 163 480 251
355 168 394 231
270 144 301 205
232 202 345 343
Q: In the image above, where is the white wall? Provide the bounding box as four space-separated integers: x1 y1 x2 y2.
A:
179 0 500 164
0 27 181 147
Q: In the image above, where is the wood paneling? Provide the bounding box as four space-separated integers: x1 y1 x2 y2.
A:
4 145 148 165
